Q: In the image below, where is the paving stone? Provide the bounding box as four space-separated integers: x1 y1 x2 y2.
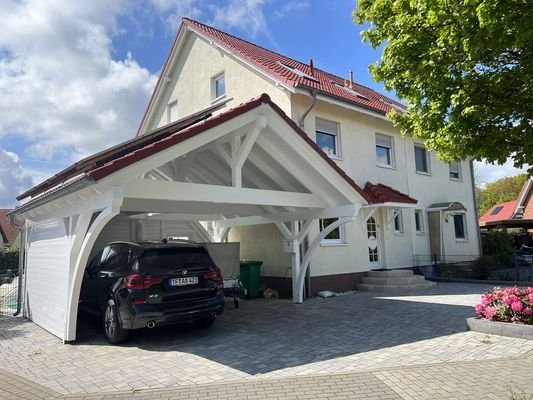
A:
1 282 533 399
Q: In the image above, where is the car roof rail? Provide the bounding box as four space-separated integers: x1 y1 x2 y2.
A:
162 237 198 245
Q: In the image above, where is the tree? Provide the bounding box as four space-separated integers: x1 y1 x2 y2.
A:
477 173 527 215
354 0 533 172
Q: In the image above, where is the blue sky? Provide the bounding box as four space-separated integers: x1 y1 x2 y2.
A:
0 0 526 207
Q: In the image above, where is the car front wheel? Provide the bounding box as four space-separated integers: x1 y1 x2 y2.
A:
104 300 129 344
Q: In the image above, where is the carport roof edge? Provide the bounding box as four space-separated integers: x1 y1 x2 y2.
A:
12 94 372 216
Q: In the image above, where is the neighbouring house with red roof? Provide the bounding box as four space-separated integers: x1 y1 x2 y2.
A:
0 209 19 249
10 18 480 341
479 179 533 231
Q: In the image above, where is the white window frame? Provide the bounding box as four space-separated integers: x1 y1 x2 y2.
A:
449 161 462 181
414 209 424 235
315 118 341 159
167 100 178 124
212 72 226 101
393 209 404 235
320 218 346 245
452 213 468 241
414 143 430 174
375 133 395 168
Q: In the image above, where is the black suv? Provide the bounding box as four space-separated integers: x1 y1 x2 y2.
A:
80 241 225 343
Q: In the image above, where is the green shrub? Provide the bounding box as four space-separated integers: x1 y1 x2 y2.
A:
481 231 515 267
0 249 19 276
472 256 498 279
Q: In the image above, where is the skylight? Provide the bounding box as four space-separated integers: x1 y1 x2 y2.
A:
490 206 504 215
332 82 370 101
380 98 406 112
277 62 319 83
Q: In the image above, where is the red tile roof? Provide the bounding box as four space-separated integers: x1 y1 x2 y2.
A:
0 209 19 247
137 17 405 134
479 200 518 226
14 94 374 213
363 182 417 205
182 18 405 115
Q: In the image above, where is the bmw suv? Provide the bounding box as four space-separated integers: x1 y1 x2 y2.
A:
80 241 225 343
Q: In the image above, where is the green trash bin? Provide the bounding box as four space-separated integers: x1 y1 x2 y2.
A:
239 260 263 299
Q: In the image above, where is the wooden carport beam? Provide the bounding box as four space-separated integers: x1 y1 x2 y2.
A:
226 116 267 188
124 180 325 209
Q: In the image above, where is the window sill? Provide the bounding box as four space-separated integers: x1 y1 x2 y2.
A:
455 238 469 243
320 242 348 247
450 177 463 182
416 231 425 236
211 94 227 104
377 163 396 170
415 171 431 176
327 154 343 161
394 232 404 236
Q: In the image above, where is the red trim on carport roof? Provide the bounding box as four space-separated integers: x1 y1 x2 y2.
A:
363 182 417 205
88 93 371 202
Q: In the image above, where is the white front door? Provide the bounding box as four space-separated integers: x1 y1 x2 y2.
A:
366 216 381 269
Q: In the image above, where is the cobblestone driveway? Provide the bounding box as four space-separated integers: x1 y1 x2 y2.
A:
1 282 532 396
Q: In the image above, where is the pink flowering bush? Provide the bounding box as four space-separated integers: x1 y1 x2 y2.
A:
475 286 533 325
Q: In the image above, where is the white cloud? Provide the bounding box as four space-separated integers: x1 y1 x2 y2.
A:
0 149 33 208
150 0 271 38
210 0 268 37
273 0 309 19
474 159 529 188
0 0 158 165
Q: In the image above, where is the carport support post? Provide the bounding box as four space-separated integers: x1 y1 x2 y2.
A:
290 221 301 304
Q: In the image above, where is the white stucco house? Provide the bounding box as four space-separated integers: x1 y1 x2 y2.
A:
10 18 480 341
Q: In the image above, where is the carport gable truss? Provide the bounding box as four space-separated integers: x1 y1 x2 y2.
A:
13 94 369 341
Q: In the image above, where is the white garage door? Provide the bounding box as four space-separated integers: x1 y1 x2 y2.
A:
26 218 70 339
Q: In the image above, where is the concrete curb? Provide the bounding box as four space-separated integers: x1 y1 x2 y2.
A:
467 317 533 340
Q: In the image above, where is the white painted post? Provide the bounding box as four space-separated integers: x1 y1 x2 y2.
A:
290 221 302 303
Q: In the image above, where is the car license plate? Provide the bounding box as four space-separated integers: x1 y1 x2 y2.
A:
169 276 198 287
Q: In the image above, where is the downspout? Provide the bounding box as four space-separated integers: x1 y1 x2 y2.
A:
297 89 317 298
298 90 317 130
469 159 482 256
9 214 25 316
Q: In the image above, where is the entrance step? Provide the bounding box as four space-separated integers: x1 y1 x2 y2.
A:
358 269 436 293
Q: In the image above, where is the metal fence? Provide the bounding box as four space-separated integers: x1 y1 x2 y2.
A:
414 253 533 282
0 269 19 315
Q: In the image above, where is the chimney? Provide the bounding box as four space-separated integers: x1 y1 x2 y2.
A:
309 59 314 76
349 70 354 89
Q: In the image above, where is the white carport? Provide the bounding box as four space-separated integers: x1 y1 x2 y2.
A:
12 94 368 342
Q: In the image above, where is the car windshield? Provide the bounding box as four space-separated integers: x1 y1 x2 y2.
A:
138 247 213 274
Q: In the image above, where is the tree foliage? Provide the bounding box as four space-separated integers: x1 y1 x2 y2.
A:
354 0 533 172
477 173 527 215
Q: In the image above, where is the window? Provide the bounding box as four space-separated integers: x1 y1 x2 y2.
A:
167 101 178 124
316 118 340 158
415 209 424 234
376 133 394 167
490 206 504 215
414 144 430 174
453 214 467 240
393 210 404 234
320 218 345 244
212 73 225 100
449 161 461 180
